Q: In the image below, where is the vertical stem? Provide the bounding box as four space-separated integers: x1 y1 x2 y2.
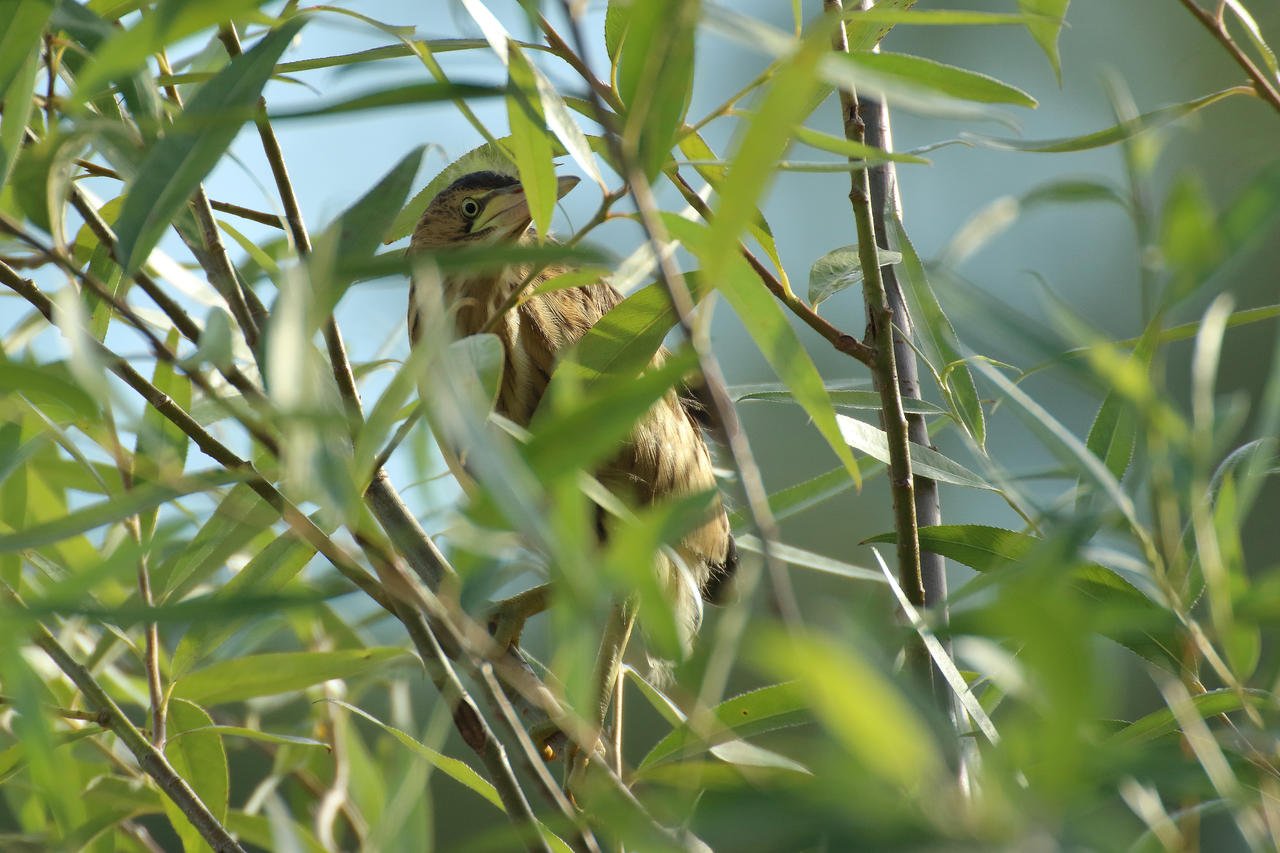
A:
824 0 928 680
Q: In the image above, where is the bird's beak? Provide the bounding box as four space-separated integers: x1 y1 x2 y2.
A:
471 175 580 237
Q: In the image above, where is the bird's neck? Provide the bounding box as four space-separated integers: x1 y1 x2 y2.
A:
444 265 530 338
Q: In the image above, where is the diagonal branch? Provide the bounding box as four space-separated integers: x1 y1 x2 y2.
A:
1175 0 1280 114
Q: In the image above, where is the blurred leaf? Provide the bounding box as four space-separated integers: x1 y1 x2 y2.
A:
638 682 810 769
527 348 697 482
506 44 556 241
737 387 945 416
615 0 698 181
0 21 40 192
868 524 1183 668
605 0 628 64
544 276 712 399
754 629 946 789
0 360 99 421
159 482 278 601
667 217 863 487
1160 171 1224 302
135 328 191 533
967 87 1249 152
330 700 502 809
1110 688 1268 746
843 0 917 52
271 81 507 120
837 414 993 490
174 648 409 705
737 534 883 583
810 244 903 308
163 699 229 851
1017 0 1070 82
831 51 1037 107
69 0 265 104
113 17 305 273
730 466 855 529
889 217 986 447
0 470 241 552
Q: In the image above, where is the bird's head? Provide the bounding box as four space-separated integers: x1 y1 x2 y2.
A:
409 170 579 251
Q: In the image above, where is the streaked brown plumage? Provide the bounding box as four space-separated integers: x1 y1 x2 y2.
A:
408 170 736 647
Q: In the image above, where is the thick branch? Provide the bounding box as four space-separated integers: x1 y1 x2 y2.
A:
824 0 926 670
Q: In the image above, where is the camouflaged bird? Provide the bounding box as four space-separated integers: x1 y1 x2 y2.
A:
407 168 736 652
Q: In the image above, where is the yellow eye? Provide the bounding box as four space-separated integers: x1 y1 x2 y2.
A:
461 197 480 218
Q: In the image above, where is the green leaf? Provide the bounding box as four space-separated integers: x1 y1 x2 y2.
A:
843 0 917 51
506 44 556 240
736 386 945 416
113 17 306 273
173 648 409 705
792 126 929 164
867 524 1183 668
736 534 883 583
163 699 229 851
889 220 986 448
0 360 99 421
1110 688 1268 746
638 682 810 769
1017 0 1070 82
135 328 191 532
808 244 902 309
967 87 1248 152
169 726 330 751
331 700 503 809
615 0 698 181
837 414 993 490
669 217 863 488
0 470 242 552
0 8 43 192
753 629 945 789
69 0 267 105
158 482 279 602
270 81 508 120
1160 171 1224 301
830 51 1037 108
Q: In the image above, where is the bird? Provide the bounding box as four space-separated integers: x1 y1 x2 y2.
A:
406 165 737 719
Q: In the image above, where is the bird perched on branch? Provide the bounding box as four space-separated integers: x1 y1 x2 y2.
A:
407 164 736 719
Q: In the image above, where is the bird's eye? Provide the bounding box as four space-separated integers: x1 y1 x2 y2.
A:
460 198 481 218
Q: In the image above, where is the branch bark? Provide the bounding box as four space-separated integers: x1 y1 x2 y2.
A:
824 0 928 682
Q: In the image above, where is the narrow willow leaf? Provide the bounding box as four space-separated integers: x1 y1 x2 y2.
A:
669 217 863 487
847 8 1046 28
0 0 52 98
754 629 946 789
69 0 265 105
832 51 1037 107
270 81 507 120
737 387 945 416
169 726 330 750
808 244 902 308
615 0 698 181
163 700 229 851
174 648 409 705
1222 0 1277 78
736 534 883 583
1110 688 1268 746
866 524 1182 668
135 329 191 532
638 682 809 769
967 87 1249 152
506 44 556 240
0 470 242 552
837 414 993 490
1017 0 1070 82
159 483 279 601
0 361 99 421
113 18 306 273
792 126 929 164
329 700 503 809
0 22 41 192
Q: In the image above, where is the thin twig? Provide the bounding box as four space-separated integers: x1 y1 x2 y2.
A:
71 158 285 228
1175 0 1280 114
824 0 926 674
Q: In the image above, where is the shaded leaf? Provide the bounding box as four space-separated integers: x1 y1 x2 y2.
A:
809 244 902 308
174 648 409 705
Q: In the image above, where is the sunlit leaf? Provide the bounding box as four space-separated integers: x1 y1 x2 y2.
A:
837 415 993 490
174 648 409 705
1017 0 1070 82
638 682 810 769
808 244 902 309
163 699 229 851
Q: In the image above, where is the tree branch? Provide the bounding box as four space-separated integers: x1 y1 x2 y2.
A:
1175 0 1280 114
824 0 927 678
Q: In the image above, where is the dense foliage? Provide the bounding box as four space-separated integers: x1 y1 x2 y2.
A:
1 1 1279 851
